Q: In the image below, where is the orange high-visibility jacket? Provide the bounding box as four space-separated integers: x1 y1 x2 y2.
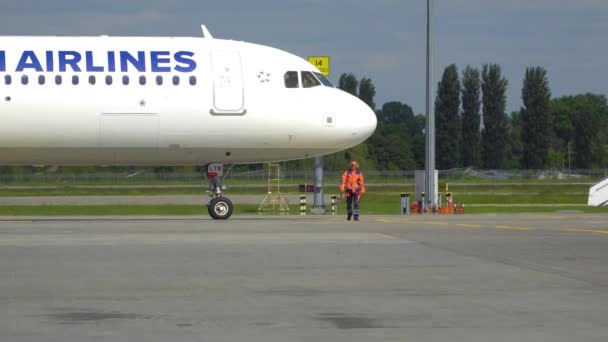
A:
340 169 366 193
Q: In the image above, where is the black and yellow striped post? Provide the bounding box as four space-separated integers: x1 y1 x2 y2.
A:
299 195 307 215
421 192 426 213
331 195 338 215
401 193 410 215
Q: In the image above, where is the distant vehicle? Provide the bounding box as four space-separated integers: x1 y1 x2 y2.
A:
0 26 377 219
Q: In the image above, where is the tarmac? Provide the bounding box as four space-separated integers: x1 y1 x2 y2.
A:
1 213 608 341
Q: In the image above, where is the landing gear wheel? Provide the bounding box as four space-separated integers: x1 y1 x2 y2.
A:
208 197 233 220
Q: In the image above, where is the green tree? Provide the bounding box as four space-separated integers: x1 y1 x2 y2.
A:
460 66 482 167
435 64 461 169
367 102 417 170
549 94 608 169
324 74 379 171
521 66 551 169
481 64 509 168
411 114 427 168
504 111 523 168
574 109 599 169
336 75 376 169
546 147 564 170
338 73 358 96
358 77 376 110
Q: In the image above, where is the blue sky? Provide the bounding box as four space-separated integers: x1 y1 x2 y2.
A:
1 0 606 114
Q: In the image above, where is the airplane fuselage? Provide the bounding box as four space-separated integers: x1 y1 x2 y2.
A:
0 35 376 166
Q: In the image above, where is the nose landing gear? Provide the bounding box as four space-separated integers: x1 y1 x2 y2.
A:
206 163 234 220
208 196 233 220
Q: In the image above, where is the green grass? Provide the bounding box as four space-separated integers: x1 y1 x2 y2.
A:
455 206 608 214
0 185 283 196
0 178 604 216
0 182 593 197
0 204 279 216
0 187 206 197
451 193 588 205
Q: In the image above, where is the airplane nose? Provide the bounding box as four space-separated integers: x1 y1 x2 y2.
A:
361 102 377 139
326 90 378 150
349 98 377 142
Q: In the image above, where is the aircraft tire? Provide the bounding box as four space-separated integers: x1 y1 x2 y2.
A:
208 197 233 220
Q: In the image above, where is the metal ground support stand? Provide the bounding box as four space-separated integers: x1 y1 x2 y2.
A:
206 163 233 220
258 163 290 215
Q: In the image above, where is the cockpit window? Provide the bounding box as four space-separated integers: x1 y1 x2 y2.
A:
314 72 334 87
301 71 321 88
284 71 299 88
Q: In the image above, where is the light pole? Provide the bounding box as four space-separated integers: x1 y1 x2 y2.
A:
424 0 436 210
568 141 572 174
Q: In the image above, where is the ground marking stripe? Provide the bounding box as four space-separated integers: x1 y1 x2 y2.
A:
496 225 531 231
424 222 450 226
532 215 561 220
376 218 400 223
378 220 531 230
561 229 608 235
375 219 418 224
376 219 531 231
533 215 591 221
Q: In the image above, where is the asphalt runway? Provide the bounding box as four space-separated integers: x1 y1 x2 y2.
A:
1 214 608 341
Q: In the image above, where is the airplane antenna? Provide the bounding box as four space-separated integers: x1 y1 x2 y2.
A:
201 25 214 39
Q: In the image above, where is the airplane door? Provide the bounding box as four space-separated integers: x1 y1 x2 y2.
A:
210 51 246 115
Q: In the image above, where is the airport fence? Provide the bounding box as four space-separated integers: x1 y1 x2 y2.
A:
0 167 606 185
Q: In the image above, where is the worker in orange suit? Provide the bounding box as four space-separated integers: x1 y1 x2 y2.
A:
339 160 366 221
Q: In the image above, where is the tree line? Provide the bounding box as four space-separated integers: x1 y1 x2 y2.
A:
322 65 608 172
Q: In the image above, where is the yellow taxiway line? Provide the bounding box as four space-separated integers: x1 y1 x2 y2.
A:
560 228 608 235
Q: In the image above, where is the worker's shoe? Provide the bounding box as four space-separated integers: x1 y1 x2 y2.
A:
354 215 359 221
347 213 352 221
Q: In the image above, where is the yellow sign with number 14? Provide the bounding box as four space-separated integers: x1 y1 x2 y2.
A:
308 56 330 77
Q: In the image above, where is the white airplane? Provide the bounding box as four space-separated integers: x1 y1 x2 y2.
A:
0 26 377 219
